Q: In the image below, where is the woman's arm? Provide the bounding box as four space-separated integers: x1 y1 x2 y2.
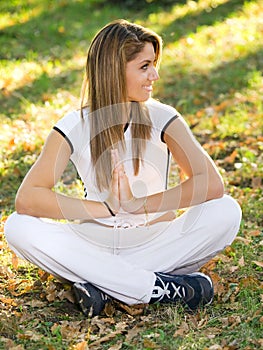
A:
119 116 224 214
15 130 113 220
154 116 224 209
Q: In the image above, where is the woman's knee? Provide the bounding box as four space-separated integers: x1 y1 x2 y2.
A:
214 195 242 228
205 195 242 244
4 212 37 251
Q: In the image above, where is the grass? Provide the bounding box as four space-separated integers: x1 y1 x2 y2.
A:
0 0 262 349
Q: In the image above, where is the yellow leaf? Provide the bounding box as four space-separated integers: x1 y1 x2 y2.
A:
12 252 19 270
0 296 17 306
73 341 88 350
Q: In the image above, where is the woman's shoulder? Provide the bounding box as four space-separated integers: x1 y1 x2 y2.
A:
54 108 90 134
145 98 181 126
146 98 180 116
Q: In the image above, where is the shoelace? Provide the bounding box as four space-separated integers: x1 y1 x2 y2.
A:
152 280 186 301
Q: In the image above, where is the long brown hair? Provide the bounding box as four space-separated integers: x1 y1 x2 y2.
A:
81 19 162 191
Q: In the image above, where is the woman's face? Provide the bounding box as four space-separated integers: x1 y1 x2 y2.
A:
126 42 159 102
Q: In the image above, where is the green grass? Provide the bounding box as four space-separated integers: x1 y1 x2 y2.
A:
0 0 262 349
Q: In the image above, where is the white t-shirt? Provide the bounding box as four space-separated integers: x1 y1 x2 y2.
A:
54 98 180 226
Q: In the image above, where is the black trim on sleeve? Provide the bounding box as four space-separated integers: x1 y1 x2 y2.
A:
165 149 171 190
53 126 74 153
160 115 180 143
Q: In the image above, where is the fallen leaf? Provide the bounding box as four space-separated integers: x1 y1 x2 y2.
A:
238 256 245 266
57 289 75 303
240 276 260 287
252 260 263 268
17 330 43 341
224 149 238 163
73 341 88 350
125 325 143 342
116 301 147 315
208 345 222 350
12 252 19 270
173 321 189 337
0 296 17 306
107 341 123 350
89 330 125 347
228 265 239 273
252 177 262 188
248 230 261 237
234 236 251 245
23 300 47 308
143 338 159 348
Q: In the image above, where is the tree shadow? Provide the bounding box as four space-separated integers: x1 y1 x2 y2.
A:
159 0 248 44
158 47 263 114
0 0 257 120
0 0 177 61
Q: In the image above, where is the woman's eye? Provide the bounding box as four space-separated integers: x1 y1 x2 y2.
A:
141 64 149 70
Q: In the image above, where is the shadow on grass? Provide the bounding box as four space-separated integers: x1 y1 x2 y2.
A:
159 47 263 113
0 0 257 119
0 0 176 60
160 0 248 43
2 46 262 120
0 0 249 59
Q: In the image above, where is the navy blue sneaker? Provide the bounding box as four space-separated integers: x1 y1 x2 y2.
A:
150 272 214 310
73 282 111 317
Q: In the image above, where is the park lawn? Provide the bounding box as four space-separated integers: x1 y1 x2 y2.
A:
0 0 262 349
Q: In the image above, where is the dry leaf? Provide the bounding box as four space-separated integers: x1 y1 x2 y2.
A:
173 321 189 337
252 260 263 268
0 296 17 306
17 330 42 341
224 149 238 163
248 230 261 237
125 325 143 342
89 330 124 347
228 265 239 273
116 301 147 315
238 256 245 266
240 276 260 287
23 300 46 308
57 289 75 303
107 341 123 350
143 338 159 349
11 252 19 270
73 341 88 350
234 236 251 245
208 345 222 350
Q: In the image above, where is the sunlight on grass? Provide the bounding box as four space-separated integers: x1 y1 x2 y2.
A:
140 0 229 30
162 0 263 72
0 0 43 30
0 61 43 92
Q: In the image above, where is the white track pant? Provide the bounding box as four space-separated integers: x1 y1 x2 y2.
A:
4 195 241 305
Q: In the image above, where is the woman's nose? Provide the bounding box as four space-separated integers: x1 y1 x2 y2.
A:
149 66 159 81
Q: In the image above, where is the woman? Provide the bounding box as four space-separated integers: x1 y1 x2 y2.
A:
4 19 242 317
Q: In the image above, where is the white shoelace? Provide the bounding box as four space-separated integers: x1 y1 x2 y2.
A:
152 278 186 302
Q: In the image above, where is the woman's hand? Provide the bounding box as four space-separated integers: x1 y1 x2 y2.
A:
111 149 144 214
104 150 121 215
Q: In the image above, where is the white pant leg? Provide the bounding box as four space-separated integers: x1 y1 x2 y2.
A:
4 213 156 305
4 195 241 305
120 195 242 274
